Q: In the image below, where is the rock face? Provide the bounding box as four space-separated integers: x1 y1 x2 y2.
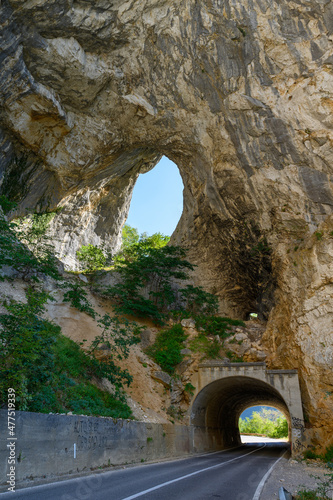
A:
0 0 333 449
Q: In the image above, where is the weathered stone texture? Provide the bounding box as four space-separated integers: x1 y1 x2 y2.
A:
0 0 332 448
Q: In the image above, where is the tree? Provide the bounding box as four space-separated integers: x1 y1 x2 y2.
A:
122 224 140 249
0 210 60 280
117 227 170 264
76 244 107 271
107 244 194 323
0 288 61 409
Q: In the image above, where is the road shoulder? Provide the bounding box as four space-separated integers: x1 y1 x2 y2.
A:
260 457 328 499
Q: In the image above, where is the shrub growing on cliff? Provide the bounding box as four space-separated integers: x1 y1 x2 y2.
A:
105 236 219 324
62 281 96 318
0 287 135 417
146 324 187 374
76 244 107 271
0 195 17 214
0 288 61 409
177 285 219 315
28 335 132 418
117 227 170 262
0 200 136 417
0 208 60 280
192 315 245 337
107 244 194 323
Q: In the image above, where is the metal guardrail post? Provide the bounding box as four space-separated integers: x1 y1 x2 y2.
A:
279 486 293 500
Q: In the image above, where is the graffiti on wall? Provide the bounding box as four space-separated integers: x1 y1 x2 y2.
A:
291 416 305 452
74 419 108 451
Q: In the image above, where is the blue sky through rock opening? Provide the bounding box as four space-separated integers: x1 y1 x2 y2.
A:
126 156 184 237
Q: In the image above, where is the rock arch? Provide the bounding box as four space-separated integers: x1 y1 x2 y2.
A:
1 0 333 449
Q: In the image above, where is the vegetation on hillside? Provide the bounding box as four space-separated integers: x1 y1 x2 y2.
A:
294 444 333 499
0 205 246 417
0 205 137 417
146 324 187 374
0 208 60 280
295 457 333 500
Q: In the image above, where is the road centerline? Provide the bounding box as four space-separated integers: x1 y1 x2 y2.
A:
120 444 267 500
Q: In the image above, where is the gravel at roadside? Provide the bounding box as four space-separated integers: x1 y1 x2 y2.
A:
260 457 329 499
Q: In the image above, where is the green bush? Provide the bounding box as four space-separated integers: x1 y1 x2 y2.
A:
226 350 244 363
117 228 170 262
28 335 132 418
146 324 187 374
303 445 333 464
324 445 333 464
0 200 136 418
76 244 107 271
122 224 140 249
105 234 223 325
0 286 135 417
0 210 60 280
194 315 245 338
178 285 219 315
189 334 221 360
0 195 17 214
295 492 325 500
62 281 96 318
106 244 194 324
304 450 320 460
0 288 61 409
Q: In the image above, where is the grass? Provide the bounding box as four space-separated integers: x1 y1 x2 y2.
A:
189 334 221 359
295 492 327 500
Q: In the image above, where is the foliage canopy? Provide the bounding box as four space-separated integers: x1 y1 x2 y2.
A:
76 244 107 271
239 408 288 438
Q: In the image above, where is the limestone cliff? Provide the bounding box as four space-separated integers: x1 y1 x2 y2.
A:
0 0 332 448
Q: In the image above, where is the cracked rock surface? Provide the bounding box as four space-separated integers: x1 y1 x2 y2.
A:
0 0 333 448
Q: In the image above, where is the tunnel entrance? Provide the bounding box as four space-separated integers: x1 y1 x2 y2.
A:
190 375 291 447
189 362 306 456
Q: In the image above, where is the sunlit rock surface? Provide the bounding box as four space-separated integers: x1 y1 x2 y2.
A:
0 0 332 448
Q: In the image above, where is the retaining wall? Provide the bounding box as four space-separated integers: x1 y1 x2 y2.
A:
0 411 217 487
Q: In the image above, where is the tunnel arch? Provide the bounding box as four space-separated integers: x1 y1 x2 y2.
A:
190 375 291 448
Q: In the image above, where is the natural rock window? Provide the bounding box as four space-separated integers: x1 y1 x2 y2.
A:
126 156 184 237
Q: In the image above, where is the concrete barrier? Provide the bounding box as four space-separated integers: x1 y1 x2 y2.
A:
0 411 218 487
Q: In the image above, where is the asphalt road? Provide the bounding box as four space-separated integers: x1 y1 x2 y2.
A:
0 442 288 500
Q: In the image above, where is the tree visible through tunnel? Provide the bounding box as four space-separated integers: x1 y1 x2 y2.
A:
239 406 289 441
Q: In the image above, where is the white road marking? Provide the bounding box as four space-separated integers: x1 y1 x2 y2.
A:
252 450 288 500
121 444 267 500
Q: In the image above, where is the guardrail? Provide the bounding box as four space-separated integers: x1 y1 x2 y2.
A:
279 486 293 500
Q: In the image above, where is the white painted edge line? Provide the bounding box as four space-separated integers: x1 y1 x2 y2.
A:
0 445 243 496
252 450 288 500
121 444 267 500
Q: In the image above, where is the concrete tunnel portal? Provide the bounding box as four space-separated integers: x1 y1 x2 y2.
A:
190 375 290 447
189 362 306 455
